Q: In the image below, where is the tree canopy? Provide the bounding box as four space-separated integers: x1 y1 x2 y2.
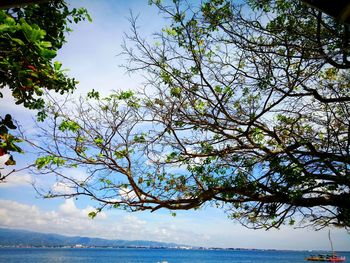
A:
0 0 90 180
0 1 51 10
28 0 350 229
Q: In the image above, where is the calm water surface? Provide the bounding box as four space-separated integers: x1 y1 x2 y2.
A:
0 248 348 263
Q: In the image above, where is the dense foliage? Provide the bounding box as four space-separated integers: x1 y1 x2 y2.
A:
29 0 350 229
0 0 90 180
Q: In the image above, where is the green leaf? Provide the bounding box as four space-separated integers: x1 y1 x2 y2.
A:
105 179 112 185
54 61 62 71
21 20 45 42
114 149 127 159
163 26 177 36
117 90 134 100
170 87 181 98
86 13 93 23
94 137 103 145
35 156 51 169
4 15 15 26
40 48 56 59
133 134 146 143
11 38 25 46
88 211 97 219
214 85 222 93
35 155 65 169
40 41 52 48
59 120 80 132
87 89 100 99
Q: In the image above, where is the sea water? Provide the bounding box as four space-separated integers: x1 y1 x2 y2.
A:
0 248 349 263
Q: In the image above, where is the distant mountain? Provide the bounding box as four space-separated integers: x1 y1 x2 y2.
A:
0 228 183 248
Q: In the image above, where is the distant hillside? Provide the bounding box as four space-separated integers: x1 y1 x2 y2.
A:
0 228 182 248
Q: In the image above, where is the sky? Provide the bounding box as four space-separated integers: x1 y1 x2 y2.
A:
0 0 349 251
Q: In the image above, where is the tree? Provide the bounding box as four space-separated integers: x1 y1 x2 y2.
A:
28 0 350 229
0 1 51 10
0 0 90 180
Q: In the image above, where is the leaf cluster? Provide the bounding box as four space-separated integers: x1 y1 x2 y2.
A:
0 1 90 176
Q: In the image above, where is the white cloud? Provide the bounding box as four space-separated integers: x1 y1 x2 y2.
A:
0 199 210 245
0 199 349 250
123 214 146 227
51 182 75 195
59 199 106 219
0 199 105 237
0 172 32 188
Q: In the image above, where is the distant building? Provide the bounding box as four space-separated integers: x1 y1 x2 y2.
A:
74 244 84 248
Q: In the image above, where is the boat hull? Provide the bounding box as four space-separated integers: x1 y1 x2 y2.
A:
306 257 346 262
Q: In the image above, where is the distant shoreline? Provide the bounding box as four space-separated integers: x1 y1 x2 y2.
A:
0 246 349 253
1 228 348 252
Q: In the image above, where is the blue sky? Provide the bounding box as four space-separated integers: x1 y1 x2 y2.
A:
0 0 349 251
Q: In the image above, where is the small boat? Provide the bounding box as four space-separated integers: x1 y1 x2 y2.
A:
306 231 346 262
306 255 346 262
